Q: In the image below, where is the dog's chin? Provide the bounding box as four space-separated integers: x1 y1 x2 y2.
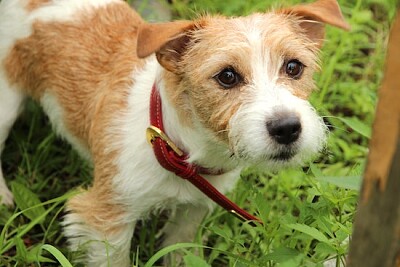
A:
247 149 307 172
270 150 296 161
232 140 323 171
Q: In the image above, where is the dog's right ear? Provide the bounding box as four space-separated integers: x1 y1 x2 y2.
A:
278 0 350 48
137 21 196 72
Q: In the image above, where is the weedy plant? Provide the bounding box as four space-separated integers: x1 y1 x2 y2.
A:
0 0 397 266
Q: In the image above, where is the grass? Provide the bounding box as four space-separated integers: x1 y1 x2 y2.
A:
0 0 397 266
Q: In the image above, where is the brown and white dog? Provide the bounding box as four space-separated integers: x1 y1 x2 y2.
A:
0 0 349 266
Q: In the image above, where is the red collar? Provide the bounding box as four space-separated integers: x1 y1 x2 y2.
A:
146 84 262 226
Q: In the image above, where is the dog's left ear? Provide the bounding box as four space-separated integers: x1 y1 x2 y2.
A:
137 21 196 72
278 0 350 47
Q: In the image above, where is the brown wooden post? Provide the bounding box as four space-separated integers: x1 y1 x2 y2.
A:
347 11 400 267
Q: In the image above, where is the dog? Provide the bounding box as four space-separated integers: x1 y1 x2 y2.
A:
0 0 349 266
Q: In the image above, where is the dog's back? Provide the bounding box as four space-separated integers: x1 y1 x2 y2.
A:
0 0 144 158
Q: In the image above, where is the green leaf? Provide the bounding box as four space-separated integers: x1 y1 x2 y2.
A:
286 223 331 245
309 163 324 178
15 237 27 260
11 181 46 223
338 117 371 139
279 254 305 267
314 242 337 256
184 252 211 267
40 244 73 267
209 225 233 240
261 247 300 263
144 243 206 267
27 244 54 264
255 193 270 222
316 176 362 190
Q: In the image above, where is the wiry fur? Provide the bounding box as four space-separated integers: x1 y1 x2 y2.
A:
0 0 348 266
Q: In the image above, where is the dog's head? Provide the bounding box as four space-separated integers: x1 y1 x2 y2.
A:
137 0 349 170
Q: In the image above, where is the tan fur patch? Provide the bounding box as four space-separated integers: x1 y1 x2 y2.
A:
4 1 144 232
25 0 50 11
67 187 125 234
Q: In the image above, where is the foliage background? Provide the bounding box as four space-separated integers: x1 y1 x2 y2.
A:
0 0 398 266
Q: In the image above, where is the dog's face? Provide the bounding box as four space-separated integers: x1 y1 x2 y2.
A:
138 0 349 169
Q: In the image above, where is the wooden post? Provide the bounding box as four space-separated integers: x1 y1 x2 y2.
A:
347 11 400 267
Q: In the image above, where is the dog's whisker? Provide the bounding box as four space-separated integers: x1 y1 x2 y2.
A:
216 129 230 134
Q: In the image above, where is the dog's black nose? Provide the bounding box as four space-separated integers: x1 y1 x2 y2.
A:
267 115 302 145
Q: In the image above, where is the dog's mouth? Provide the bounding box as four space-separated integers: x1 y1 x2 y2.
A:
270 150 296 161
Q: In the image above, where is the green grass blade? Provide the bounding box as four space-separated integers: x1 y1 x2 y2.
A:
260 247 300 263
0 202 58 254
11 181 46 223
0 191 76 254
40 244 73 267
184 252 211 267
338 117 372 139
144 243 205 267
316 176 362 190
286 223 332 246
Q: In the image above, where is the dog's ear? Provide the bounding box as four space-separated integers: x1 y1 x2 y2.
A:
137 21 196 72
278 0 350 47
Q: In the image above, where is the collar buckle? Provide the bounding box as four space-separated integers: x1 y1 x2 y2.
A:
146 126 184 157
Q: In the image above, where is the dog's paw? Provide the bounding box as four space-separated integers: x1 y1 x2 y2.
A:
0 186 14 207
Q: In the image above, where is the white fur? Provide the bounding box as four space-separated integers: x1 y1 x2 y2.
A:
229 86 327 169
0 74 24 206
0 0 28 205
0 0 119 42
0 166 14 205
29 0 120 22
63 212 134 267
0 0 32 57
40 93 92 161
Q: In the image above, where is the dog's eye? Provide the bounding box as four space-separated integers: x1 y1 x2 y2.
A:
214 68 241 89
285 59 304 79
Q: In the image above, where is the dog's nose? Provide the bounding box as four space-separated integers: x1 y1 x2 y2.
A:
267 115 302 145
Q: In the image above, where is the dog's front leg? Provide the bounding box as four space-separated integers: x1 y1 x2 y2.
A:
162 203 210 266
63 188 135 267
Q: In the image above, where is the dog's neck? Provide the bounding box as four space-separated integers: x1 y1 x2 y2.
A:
154 73 241 173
